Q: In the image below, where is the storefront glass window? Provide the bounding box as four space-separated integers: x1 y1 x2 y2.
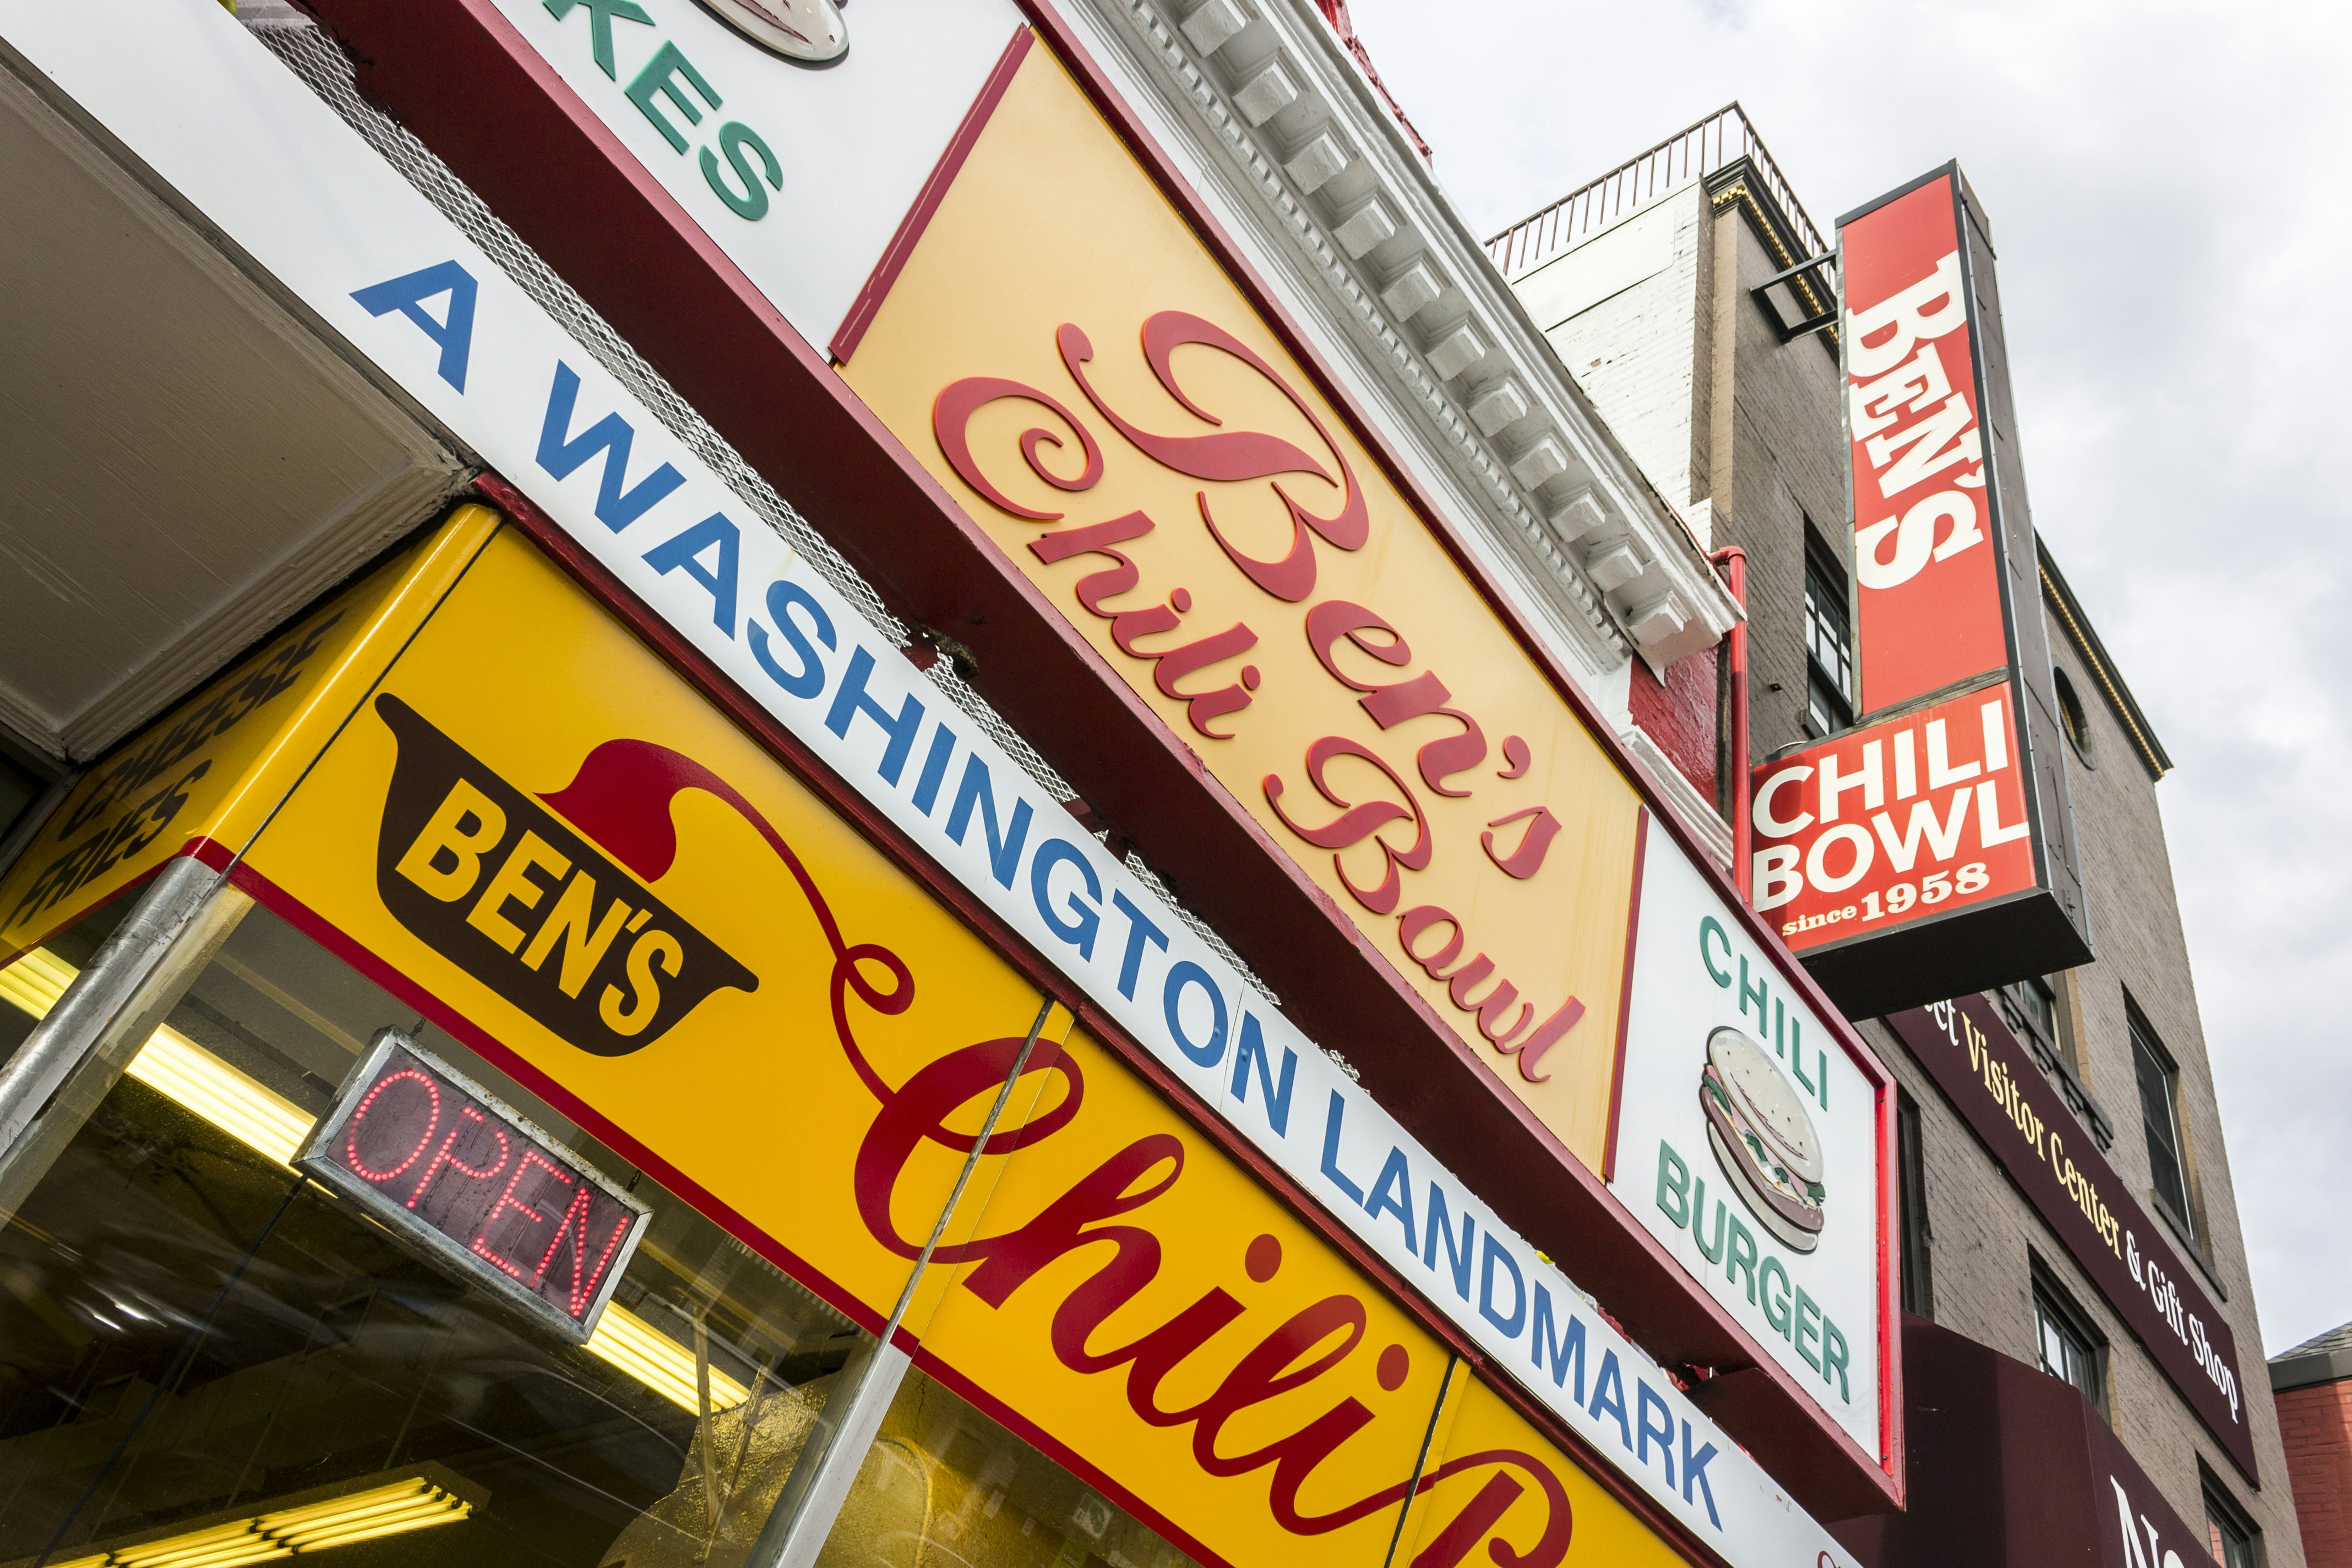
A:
0 897 872 1568
802 1363 1202 1568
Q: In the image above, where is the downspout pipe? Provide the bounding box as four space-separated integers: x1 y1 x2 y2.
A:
1709 547 1751 902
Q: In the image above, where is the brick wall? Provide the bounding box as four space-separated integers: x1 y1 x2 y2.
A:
2278 1378 2352 1568
1532 183 1709 510
1713 202 1846 765
1627 643 1719 806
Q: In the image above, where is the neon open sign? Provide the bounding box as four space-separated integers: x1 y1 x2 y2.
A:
299 1030 650 1342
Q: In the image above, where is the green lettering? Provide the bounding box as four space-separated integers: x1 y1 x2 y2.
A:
543 0 654 79
1760 1256 1793 1338
626 41 720 154
1725 1215 1758 1304
1656 1141 1691 1228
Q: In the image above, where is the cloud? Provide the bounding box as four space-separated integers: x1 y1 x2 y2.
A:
1350 0 2352 1353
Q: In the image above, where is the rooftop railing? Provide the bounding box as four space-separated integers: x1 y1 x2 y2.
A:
1485 103 1830 284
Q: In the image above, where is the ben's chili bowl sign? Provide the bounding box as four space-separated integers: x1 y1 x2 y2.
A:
837 43 1666 1173
1750 680 2035 950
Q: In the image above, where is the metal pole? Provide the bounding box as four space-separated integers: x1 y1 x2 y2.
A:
0 861 248 1224
744 995 1060 1568
0 856 226 1166
1710 547 1752 902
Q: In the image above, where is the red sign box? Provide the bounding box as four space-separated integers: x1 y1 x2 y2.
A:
1778 165 2095 1015
1841 172 2008 713
298 1031 650 1342
1753 680 2035 950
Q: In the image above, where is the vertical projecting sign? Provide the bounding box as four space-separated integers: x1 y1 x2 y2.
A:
1751 165 2092 1018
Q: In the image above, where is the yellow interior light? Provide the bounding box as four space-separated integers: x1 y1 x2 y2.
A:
1 949 749 1418
0 945 75 1017
45 1476 470 1568
1 948 309 1166
587 1302 750 1413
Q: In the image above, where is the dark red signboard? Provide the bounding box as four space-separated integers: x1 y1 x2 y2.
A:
1882 1000 2255 1478
1835 1317 2222 1568
299 1031 650 1342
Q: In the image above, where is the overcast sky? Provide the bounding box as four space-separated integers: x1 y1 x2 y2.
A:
1344 0 2351 1356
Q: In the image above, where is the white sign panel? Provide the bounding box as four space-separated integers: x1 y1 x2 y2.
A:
0 6 1872 1565
481 0 1022 350
1617 820 1886 1456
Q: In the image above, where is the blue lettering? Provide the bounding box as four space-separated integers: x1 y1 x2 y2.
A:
1479 1237 1526 1338
535 361 684 531
1363 1148 1416 1253
1163 961 1227 1068
1588 1352 1631 1450
1319 1091 1366 1205
1229 1014 1296 1135
1529 1286 1586 1400
1108 891 1167 1000
944 754 1032 887
1423 1184 1474 1301
1682 1422 1722 1527
350 262 476 391
825 648 926 786
1030 839 1101 960
1636 1382 1676 1485
910 726 957 815
641 512 741 635
748 579 833 699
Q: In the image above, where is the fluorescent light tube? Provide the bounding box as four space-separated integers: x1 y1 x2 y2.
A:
1 947 311 1166
584 1302 751 1413
48 1476 471 1568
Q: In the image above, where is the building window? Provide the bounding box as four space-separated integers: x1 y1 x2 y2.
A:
2054 665 2097 766
2131 1005 2196 1241
1897 1091 1932 1317
2203 1468 2261 1568
1803 526 1855 737
2032 1265 2106 1413
2002 974 2066 1065
2000 973 2114 1148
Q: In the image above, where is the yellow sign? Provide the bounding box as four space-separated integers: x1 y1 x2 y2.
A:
0 509 499 961
243 522 1689 1568
836 41 1643 1164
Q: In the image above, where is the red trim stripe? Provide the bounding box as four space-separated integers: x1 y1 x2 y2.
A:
830 25 1033 366
1602 807 1649 1185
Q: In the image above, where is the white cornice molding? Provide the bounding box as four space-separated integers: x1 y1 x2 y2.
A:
1055 0 1741 701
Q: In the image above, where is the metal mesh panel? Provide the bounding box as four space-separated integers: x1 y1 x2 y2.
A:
254 23 1274 1005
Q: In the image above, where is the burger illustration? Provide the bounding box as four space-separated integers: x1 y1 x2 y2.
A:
1699 1027 1827 1254
690 0 848 67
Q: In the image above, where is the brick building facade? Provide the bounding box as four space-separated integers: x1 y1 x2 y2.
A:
1496 109 2300 1564
2273 1326 2352 1568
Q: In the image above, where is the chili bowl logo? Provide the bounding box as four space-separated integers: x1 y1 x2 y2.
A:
690 0 848 67
373 694 758 1057
1698 1026 1827 1254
